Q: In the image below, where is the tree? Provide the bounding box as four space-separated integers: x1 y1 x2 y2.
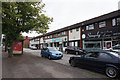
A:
2 1 53 57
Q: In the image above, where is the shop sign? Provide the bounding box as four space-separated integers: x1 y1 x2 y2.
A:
52 36 67 42
84 28 120 39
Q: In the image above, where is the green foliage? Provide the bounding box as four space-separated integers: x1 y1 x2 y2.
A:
2 1 53 44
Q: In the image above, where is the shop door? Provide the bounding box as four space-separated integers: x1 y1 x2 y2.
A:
105 41 112 49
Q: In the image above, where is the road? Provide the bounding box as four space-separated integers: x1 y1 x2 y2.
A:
2 48 107 79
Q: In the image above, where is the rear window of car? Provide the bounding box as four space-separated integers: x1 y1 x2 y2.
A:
110 51 120 58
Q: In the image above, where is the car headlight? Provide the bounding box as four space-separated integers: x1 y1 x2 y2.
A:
52 53 56 55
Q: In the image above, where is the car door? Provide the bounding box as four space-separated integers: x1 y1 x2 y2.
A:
71 47 75 54
45 49 49 57
94 52 113 71
79 52 100 69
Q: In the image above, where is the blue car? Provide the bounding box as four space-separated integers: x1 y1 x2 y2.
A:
41 47 63 60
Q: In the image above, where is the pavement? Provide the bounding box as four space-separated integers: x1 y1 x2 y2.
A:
2 48 108 79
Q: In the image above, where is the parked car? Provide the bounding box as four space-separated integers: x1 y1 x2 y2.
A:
110 44 120 52
65 46 86 55
41 47 63 60
30 46 37 50
69 50 120 78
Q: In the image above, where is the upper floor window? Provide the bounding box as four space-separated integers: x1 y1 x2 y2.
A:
112 18 116 26
70 29 72 33
117 17 120 25
58 33 61 36
53 34 56 37
76 28 79 31
86 24 94 30
50 35 52 38
62 31 66 35
45 36 47 39
48 36 50 39
99 21 106 28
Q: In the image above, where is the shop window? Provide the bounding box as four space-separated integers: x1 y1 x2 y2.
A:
86 24 94 30
45 36 47 39
84 41 101 50
56 42 59 47
117 17 120 25
99 21 106 28
58 33 61 36
112 18 116 26
70 30 72 33
50 43 53 47
63 42 67 47
48 36 50 39
50 35 52 38
69 42 72 46
62 31 66 35
76 28 79 31
54 43 56 47
53 34 56 38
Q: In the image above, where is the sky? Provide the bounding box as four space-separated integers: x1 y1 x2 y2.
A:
22 0 120 37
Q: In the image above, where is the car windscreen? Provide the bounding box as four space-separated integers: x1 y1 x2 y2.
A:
110 51 120 58
48 47 58 51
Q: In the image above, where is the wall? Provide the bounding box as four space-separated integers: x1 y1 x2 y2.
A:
69 28 81 41
118 1 120 10
40 37 44 43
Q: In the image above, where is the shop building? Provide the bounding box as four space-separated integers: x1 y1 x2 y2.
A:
81 10 120 50
30 10 120 51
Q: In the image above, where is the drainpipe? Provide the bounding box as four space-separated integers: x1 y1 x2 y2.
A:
67 30 69 46
80 27 83 49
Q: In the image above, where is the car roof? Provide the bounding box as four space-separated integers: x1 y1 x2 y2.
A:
86 50 111 53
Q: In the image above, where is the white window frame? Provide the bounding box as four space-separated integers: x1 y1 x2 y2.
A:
86 24 94 30
99 21 106 28
112 18 116 26
117 17 120 25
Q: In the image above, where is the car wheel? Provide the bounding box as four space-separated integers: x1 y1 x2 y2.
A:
70 60 76 67
48 55 51 60
65 51 68 54
105 67 118 78
76 52 79 55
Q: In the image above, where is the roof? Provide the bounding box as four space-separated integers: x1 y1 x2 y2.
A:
31 10 120 40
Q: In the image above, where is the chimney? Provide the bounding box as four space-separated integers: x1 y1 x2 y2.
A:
118 1 120 10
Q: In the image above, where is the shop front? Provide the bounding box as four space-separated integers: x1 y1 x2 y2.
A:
44 36 67 51
82 27 120 50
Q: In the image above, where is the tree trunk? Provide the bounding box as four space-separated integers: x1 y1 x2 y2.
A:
5 38 8 52
8 41 15 57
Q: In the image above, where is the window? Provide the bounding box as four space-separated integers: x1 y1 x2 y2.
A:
50 35 52 38
99 53 112 60
99 21 106 28
76 28 79 31
86 24 94 30
63 42 67 47
70 30 72 33
112 18 116 26
53 34 56 37
62 31 66 35
45 36 47 39
58 33 61 36
82 29 84 32
117 17 120 25
69 42 72 46
48 36 50 39
85 52 99 58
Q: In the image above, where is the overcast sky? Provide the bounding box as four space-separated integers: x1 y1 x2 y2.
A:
22 0 120 37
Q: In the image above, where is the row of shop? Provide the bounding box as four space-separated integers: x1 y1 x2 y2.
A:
29 10 120 51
